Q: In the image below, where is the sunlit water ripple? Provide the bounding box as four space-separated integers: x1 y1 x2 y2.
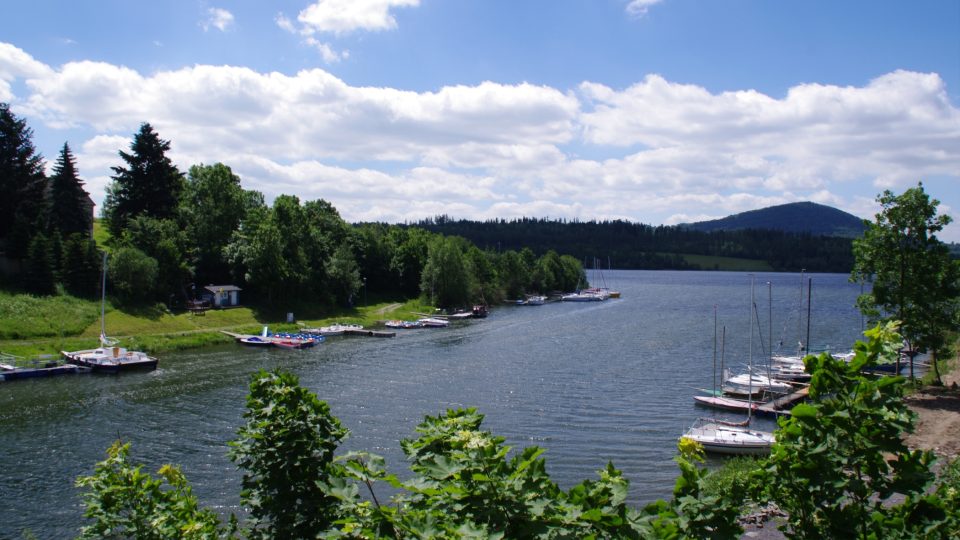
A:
0 270 865 538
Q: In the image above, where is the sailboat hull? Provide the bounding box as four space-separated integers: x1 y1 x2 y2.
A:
682 421 775 455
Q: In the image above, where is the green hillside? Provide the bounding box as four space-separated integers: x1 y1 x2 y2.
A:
685 202 866 238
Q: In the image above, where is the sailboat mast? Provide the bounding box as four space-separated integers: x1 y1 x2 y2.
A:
798 269 805 352
806 277 812 354
720 326 726 386
768 281 773 381
748 275 755 422
713 305 717 396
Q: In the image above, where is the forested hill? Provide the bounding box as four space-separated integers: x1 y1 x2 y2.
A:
414 215 857 273
683 202 866 237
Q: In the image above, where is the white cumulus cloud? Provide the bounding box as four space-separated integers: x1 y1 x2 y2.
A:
202 8 235 32
297 0 420 35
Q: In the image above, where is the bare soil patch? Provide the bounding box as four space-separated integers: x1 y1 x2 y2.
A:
903 356 960 460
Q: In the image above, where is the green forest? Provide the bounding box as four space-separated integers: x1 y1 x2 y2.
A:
0 105 585 312
415 215 857 273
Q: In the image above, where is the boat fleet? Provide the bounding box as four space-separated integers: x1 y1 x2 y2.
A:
682 277 808 456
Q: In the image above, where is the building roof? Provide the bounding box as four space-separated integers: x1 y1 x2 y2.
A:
204 284 242 293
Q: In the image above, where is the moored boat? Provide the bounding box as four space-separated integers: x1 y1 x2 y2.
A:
681 418 775 455
722 372 793 396
62 337 158 373
520 295 547 305
693 395 758 414
61 252 158 374
560 291 604 302
311 323 364 336
417 317 450 328
239 336 273 346
385 320 423 329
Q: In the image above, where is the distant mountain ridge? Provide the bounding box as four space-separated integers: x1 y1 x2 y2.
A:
684 202 866 238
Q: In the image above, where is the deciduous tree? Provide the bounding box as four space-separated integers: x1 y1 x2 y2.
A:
420 235 471 308
850 183 959 378
181 163 247 286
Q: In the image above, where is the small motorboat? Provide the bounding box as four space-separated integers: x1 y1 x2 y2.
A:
239 336 272 347
417 317 449 328
385 320 422 329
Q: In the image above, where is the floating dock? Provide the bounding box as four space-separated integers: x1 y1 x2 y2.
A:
221 328 395 341
0 353 90 381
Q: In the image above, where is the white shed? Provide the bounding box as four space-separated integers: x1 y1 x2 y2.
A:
203 285 242 307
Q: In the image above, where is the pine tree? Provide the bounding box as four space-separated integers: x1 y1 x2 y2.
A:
102 123 184 238
24 233 55 295
48 142 92 237
62 233 102 298
0 103 47 258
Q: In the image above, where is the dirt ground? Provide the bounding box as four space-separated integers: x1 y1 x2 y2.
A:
903 355 960 460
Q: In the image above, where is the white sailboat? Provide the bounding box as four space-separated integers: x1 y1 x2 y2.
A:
61 253 158 373
683 276 775 455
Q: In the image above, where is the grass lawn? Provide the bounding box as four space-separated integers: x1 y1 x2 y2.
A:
0 291 428 357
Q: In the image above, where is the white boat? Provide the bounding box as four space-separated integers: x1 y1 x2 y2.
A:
722 371 793 396
681 418 775 455
63 336 158 373
417 317 449 328
303 323 364 336
385 320 422 329
62 253 158 374
560 291 604 302
693 394 758 414
517 295 546 305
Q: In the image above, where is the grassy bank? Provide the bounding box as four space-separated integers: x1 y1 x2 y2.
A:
0 290 432 357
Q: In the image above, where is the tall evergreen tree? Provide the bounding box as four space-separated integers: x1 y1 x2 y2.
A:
0 103 47 258
62 233 101 298
24 233 55 295
48 142 92 237
102 123 184 238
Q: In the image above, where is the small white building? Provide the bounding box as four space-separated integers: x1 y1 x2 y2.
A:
204 285 242 307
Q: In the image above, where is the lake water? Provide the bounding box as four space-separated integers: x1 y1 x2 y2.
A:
0 270 866 538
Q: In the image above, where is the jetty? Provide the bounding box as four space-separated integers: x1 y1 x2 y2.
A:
221 328 395 341
757 385 810 417
1 352 89 381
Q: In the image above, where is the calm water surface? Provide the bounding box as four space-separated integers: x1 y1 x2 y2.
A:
0 271 865 538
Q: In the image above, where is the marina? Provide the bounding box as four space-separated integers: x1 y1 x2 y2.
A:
0 270 866 538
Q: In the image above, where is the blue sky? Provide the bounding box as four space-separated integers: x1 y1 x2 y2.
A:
3 0 959 240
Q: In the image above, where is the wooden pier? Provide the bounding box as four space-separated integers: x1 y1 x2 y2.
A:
757 385 810 417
